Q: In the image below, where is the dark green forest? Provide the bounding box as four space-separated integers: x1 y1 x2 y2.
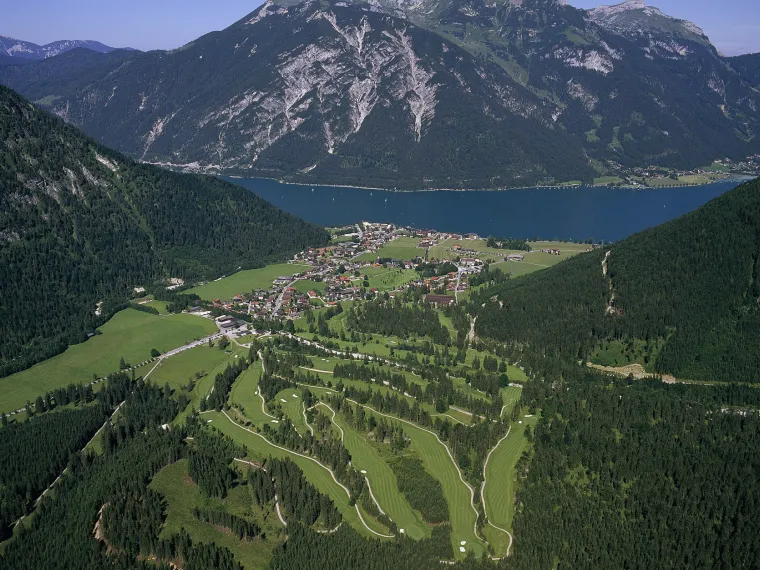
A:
0 85 328 377
474 178 760 382
504 370 760 570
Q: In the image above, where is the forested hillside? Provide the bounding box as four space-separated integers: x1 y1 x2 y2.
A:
0 85 328 377
507 370 760 570
474 177 760 382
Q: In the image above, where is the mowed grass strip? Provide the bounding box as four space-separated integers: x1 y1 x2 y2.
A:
229 362 276 425
203 410 380 539
0 309 217 415
184 263 309 301
324 405 430 540
482 414 539 557
275 388 309 436
312 394 485 559
150 459 278 570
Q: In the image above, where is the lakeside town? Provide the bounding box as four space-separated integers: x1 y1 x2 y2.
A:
174 223 597 333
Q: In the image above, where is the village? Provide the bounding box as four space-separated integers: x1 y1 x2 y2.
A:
193 223 504 325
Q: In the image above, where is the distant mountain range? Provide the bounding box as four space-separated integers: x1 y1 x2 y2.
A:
0 35 136 64
1 0 759 189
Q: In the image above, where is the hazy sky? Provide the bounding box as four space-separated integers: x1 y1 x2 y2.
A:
2 0 759 56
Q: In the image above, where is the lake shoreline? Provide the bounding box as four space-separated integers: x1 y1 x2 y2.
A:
227 174 756 193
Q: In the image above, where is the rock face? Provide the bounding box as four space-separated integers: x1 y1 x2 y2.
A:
1 0 758 189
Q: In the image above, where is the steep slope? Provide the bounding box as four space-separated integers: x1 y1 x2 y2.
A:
0 85 328 377
0 1 591 189
0 35 133 63
474 176 760 382
1 0 758 188
729 52 760 89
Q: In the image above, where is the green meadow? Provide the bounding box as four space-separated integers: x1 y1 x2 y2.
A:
184 263 309 301
0 309 217 414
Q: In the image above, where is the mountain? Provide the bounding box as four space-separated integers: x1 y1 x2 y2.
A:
0 35 134 63
729 52 760 89
0 0 758 188
474 176 760 382
0 85 328 377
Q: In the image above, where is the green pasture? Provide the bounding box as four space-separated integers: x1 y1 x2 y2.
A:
355 237 425 262
0 309 217 414
184 263 309 301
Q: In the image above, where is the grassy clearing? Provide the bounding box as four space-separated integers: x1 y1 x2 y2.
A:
184 263 309 301
292 280 326 295
355 237 424 262
482 413 539 557
0 309 217 415
150 459 279 570
361 268 419 291
203 410 380 539
324 405 430 540
499 386 523 417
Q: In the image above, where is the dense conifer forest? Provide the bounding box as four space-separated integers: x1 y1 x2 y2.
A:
0 85 328 377
474 178 760 382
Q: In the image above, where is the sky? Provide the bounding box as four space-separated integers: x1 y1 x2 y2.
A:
2 0 759 56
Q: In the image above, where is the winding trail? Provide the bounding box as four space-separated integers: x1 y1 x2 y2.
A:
303 402 314 436
364 476 387 516
217 409 393 538
274 495 288 527
317 402 344 442
480 426 514 558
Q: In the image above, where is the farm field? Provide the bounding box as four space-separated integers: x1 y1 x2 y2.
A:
0 309 217 415
184 263 309 301
355 237 424 262
150 459 279 570
322 404 430 540
482 413 540 557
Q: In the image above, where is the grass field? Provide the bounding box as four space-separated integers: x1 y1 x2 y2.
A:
0 309 217 415
482 413 539 556
355 237 424 262
275 388 310 436
150 459 279 570
203 410 382 539
184 263 309 301
292 280 326 295
364 268 419 291
229 362 277 425
322 404 431 540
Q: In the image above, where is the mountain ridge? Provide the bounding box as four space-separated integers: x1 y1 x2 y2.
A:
0 84 328 377
1 0 758 189
0 35 136 63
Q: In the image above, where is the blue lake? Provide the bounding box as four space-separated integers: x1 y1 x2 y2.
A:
229 177 750 242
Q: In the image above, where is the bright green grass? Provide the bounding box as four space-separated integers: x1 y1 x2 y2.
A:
184 263 310 301
203 410 380 539
499 386 523 417
275 388 310 436
0 309 217 415
144 344 235 391
150 459 279 570
322 404 430 540
292 280 325 295
317 396 484 559
482 413 539 557
229 362 278 425
355 237 424 262
142 300 169 314
363 268 419 291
